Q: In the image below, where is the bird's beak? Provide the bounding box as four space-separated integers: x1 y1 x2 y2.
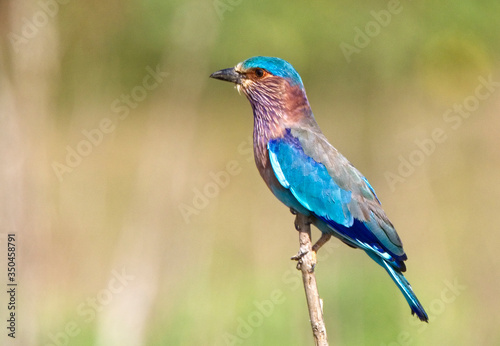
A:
210 67 242 84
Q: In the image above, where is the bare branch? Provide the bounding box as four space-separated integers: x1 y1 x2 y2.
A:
292 213 329 346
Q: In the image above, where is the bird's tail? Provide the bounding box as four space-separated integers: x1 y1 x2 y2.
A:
367 252 429 322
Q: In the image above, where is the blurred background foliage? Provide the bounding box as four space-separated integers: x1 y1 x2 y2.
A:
1 0 499 345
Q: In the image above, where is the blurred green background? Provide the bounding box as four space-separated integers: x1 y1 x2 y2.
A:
1 0 499 345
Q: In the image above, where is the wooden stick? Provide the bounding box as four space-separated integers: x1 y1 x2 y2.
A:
292 213 329 346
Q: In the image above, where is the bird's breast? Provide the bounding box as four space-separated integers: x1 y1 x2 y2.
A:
253 132 274 184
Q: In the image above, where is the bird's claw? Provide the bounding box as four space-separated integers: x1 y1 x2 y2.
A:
291 250 317 272
291 250 308 261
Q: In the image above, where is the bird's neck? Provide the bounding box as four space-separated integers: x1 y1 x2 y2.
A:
251 84 312 170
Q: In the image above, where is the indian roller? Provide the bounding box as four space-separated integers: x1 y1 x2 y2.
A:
210 56 428 322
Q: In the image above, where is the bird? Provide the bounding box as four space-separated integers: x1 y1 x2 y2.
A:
210 56 428 322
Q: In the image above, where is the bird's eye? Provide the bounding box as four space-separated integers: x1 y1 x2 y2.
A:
255 68 265 78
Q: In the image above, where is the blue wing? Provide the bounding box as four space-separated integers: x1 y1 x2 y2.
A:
268 128 428 321
267 128 406 267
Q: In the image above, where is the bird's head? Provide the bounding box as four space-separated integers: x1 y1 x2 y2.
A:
210 56 309 116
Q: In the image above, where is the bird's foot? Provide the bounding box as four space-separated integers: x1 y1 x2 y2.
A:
291 249 317 272
294 215 312 231
291 249 308 261
290 208 298 215
312 233 332 253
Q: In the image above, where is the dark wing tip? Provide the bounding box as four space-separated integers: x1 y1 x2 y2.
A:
412 308 429 322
